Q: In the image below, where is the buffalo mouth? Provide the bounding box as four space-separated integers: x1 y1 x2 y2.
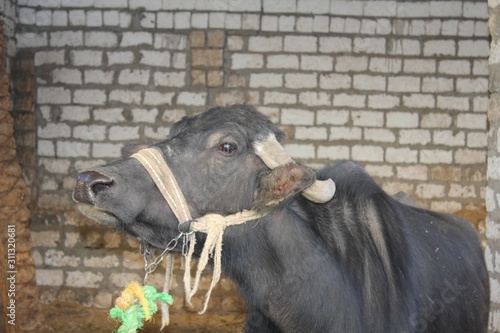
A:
75 202 120 226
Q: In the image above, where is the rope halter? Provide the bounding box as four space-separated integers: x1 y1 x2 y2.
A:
130 135 336 327
131 147 268 324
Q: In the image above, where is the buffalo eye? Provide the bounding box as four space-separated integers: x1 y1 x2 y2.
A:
218 142 237 154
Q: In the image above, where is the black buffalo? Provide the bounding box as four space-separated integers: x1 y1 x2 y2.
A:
73 105 489 332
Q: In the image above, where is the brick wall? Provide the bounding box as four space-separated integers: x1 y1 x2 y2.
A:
487 0 500 331
17 1 490 213
12 0 490 316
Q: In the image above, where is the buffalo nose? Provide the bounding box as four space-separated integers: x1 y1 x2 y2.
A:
73 171 113 204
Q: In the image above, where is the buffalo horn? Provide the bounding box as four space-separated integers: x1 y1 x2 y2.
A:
254 134 336 203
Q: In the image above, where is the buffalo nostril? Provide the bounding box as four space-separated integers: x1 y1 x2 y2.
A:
92 181 113 195
73 171 113 204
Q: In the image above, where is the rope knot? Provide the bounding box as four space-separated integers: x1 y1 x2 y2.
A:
186 210 266 313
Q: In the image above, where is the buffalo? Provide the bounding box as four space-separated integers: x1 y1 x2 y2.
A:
73 105 489 332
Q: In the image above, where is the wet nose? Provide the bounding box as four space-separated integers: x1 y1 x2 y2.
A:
73 171 113 204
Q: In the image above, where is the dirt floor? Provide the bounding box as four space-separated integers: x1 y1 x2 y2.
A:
41 301 245 333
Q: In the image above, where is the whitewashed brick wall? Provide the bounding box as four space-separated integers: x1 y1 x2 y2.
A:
11 0 491 315
487 0 500 331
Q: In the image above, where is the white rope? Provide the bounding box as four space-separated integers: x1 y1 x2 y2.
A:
162 253 173 327
131 147 266 321
186 210 266 313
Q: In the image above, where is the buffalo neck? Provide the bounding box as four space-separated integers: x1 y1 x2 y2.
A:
217 194 410 332
219 202 336 297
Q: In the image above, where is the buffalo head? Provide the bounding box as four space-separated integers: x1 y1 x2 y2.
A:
73 105 333 249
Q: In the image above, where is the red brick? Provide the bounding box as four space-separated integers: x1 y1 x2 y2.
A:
192 49 223 68
207 70 223 87
191 70 206 85
16 58 34 73
14 77 34 94
190 30 206 48
207 30 225 48
15 96 33 111
14 113 34 131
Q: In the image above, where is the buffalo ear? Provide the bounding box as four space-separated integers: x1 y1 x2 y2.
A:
253 164 316 211
121 144 150 157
